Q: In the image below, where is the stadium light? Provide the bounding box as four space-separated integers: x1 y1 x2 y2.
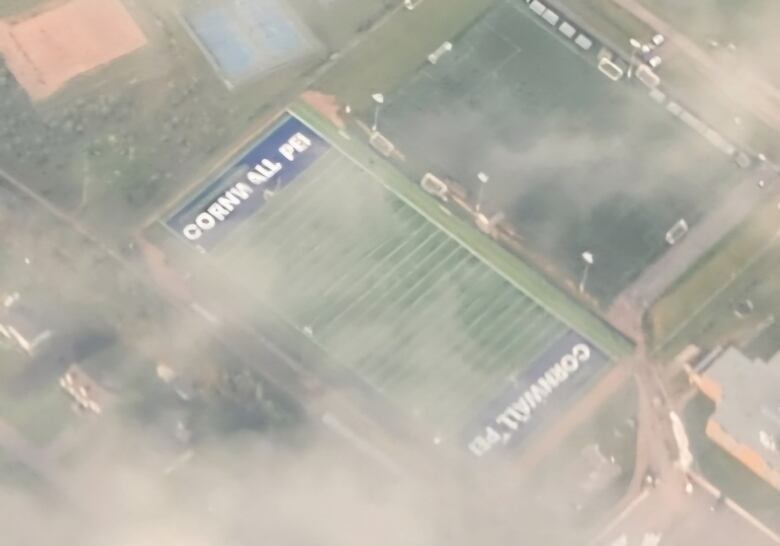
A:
476 172 489 212
628 38 642 79
371 93 385 132
579 251 594 293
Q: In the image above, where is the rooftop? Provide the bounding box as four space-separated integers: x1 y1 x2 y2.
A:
701 346 780 477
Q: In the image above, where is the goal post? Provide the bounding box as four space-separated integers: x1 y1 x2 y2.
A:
665 218 688 245
369 131 396 157
420 172 449 201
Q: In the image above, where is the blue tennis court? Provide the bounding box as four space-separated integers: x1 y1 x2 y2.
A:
184 0 320 85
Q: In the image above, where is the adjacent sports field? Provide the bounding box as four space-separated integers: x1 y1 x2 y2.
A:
165 110 629 450
378 0 742 305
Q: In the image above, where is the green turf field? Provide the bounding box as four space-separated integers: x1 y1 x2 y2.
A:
213 146 576 432
172 105 632 437
377 0 742 306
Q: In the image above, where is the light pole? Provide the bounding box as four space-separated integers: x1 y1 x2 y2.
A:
628 38 641 79
476 171 489 212
371 93 384 132
579 251 594 294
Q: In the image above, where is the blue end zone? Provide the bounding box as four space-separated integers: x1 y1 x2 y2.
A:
167 114 330 251
184 0 318 84
464 330 612 457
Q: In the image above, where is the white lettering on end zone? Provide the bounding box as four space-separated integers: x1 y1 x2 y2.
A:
182 182 255 241
279 132 312 161
468 343 592 457
181 133 313 241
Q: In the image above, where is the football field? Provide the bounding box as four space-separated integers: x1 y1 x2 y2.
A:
218 147 575 432
164 110 628 455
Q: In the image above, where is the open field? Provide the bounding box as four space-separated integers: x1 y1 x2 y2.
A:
161 108 630 451
317 0 495 109
649 198 780 356
0 0 403 243
0 0 314 240
377 0 741 306
287 0 396 53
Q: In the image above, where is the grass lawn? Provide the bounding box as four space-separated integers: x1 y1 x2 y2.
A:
316 0 497 109
649 199 780 356
288 0 393 52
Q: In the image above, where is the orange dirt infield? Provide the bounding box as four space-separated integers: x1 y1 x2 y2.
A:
0 0 147 100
